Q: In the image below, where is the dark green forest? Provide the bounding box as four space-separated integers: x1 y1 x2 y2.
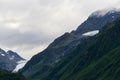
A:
0 69 26 80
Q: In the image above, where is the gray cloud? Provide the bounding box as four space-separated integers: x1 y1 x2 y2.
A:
0 0 120 59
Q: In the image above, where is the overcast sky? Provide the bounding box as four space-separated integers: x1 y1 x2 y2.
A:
0 0 120 59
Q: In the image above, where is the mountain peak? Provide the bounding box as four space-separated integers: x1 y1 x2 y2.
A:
76 8 120 34
0 48 26 71
90 8 120 17
7 50 25 61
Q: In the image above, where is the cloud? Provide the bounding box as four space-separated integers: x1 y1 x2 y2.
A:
0 0 120 59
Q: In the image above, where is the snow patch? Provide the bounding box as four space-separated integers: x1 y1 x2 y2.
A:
9 56 15 60
0 52 5 56
7 52 9 54
13 60 27 72
82 30 99 37
112 16 115 19
1 54 5 56
12 56 15 58
9 57 14 60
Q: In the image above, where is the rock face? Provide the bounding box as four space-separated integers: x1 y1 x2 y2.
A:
0 48 25 71
21 9 120 79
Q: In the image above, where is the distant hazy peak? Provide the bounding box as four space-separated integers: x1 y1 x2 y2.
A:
0 48 26 71
90 8 120 17
7 50 25 61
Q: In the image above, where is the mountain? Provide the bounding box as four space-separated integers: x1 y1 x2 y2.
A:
0 69 26 80
0 48 25 71
42 17 120 80
21 9 120 80
7 50 25 61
